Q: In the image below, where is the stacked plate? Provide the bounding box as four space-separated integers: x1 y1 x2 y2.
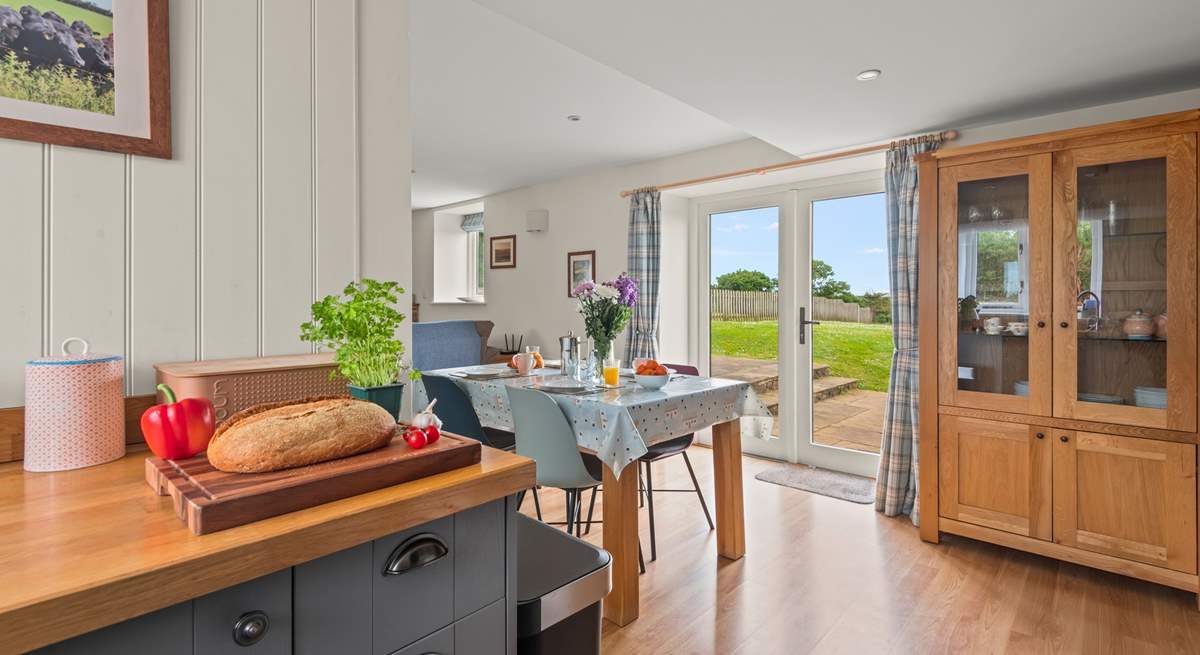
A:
1079 392 1124 405
1134 386 1167 409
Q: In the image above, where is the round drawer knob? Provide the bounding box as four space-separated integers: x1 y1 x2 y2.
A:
1060 435 1069 443
233 610 270 647
1035 432 1045 439
1037 321 1046 328
1059 321 1069 328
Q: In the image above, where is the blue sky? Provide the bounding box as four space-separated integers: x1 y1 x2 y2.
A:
91 0 113 9
710 192 889 295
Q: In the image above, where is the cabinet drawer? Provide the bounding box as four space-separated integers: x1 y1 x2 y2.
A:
454 600 506 655
455 499 507 620
194 568 292 655
391 625 454 655
296 543 373 655
33 602 193 655
373 516 456 654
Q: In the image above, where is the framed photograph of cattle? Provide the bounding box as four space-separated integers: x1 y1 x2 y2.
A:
0 0 170 158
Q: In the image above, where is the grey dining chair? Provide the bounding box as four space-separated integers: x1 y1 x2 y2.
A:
506 386 647 573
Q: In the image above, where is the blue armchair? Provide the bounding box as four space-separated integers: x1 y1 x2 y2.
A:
412 320 497 371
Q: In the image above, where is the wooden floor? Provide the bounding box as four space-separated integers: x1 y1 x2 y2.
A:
519 445 1200 654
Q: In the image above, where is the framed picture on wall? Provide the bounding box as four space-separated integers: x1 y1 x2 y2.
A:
567 250 595 297
489 234 516 269
0 0 172 158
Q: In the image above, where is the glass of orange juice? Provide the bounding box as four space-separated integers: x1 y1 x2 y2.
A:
603 358 621 386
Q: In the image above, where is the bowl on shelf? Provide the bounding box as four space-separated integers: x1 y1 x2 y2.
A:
635 368 675 390
1014 380 1030 397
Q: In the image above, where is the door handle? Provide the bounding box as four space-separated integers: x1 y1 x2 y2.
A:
799 307 820 345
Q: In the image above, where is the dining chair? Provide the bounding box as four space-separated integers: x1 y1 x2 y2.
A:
420 375 516 451
638 363 714 562
506 387 646 571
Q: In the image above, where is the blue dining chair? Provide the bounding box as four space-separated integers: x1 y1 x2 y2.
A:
506 385 647 572
420 375 516 451
638 363 713 562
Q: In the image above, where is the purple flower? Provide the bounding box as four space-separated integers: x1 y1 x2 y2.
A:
572 280 595 298
608 273 639 308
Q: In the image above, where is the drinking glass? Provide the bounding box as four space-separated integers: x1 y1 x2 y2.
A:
603 358 621 386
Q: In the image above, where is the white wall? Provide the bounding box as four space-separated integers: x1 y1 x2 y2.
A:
0 0 412 407
412 138 796 364
411 87 1200 368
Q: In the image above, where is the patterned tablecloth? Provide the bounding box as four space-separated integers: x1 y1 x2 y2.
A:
412 364 775 478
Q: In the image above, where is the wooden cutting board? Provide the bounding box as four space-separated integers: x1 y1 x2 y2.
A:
146 431 481 535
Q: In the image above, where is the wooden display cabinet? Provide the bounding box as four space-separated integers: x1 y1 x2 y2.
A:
919 109 1200 603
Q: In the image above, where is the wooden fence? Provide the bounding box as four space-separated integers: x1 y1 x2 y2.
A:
709 289 874 323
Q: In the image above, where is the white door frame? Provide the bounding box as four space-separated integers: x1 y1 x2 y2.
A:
688 170 884 477
693 190 798 461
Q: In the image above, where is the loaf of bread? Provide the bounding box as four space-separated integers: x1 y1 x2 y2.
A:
207 396 397 473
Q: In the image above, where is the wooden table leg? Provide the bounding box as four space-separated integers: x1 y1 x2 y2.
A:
712 419 746 559
602 462 640 626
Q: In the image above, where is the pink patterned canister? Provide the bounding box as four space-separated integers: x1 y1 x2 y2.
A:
24 337 125 472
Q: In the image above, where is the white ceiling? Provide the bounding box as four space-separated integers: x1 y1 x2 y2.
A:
409 0 745 209
467 0 1200 162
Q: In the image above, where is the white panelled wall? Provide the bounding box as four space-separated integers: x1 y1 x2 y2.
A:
0 0 412 408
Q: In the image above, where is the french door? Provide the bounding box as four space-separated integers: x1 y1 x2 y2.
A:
693 174 884 477
695 191 799 461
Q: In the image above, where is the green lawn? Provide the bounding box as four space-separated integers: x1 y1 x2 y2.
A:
7 0 113 35
711 320 894 391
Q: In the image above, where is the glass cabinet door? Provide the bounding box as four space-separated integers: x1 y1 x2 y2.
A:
1052 135 1197 431
939 154 1052 414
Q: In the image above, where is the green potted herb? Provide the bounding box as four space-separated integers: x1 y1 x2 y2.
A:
300 279 420 420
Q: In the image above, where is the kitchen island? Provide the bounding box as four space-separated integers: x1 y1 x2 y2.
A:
0 445 535 654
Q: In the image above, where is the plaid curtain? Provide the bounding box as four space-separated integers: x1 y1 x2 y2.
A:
625 189 661 361
875 136 942 524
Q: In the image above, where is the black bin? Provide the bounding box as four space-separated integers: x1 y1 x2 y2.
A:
517 514 612 655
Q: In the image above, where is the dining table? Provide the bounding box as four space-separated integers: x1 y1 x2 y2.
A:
414 362 774 626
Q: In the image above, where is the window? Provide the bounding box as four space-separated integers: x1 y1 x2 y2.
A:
468 230 485 296
432 208 485 302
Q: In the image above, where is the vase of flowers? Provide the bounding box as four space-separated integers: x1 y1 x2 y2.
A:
300 278 420 420
572 273 639 364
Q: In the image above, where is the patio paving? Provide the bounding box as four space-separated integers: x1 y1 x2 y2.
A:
709 355 885 454
812 389 886 454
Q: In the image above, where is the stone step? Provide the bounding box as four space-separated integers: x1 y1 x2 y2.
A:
752 375 860 413
812 363 832 379
751 376 778 394
814 376 860 402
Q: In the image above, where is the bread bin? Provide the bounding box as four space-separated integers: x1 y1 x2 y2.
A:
154 353 348 424
24 337 125 472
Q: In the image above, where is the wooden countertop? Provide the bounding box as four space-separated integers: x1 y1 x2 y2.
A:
0 446 535 653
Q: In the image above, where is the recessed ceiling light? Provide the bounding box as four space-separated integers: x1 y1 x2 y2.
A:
566 114 582 122
856 69 882 81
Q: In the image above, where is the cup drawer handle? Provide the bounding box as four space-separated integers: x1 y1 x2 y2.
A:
382 533 448 576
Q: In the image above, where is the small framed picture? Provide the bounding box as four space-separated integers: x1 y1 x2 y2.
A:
0 0 172 158
567 250 596 297
489 234 516 269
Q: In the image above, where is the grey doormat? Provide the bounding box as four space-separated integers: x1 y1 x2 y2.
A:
755 465 875 504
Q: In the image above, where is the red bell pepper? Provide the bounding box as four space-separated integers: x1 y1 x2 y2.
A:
140 383 216 460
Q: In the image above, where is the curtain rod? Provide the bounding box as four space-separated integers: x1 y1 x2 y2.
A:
618 129 959 198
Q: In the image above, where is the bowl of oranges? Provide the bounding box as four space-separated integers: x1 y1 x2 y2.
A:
634 359 673 389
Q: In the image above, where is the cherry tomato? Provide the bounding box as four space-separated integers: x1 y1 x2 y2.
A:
404 430 428 449
424 425 441 445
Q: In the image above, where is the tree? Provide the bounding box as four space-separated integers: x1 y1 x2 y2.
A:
812 259 857 303
860 290 892 324
715 269 776 292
